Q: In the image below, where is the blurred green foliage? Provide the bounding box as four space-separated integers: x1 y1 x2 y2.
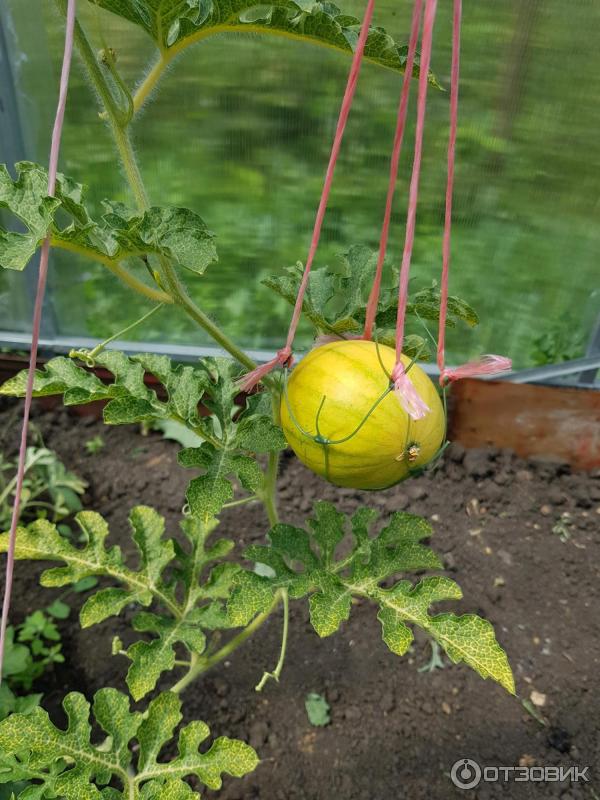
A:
0 607 65 725
1 0 598 367
0 446 86 530
530 320 585 367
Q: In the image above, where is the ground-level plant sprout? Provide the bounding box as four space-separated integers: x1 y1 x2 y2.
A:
0 0 517 797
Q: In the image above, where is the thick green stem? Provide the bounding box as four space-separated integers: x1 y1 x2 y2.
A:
50 238 172 304
134 53 168 114
71 12 146 207
170 592 283 695
159 258 257 371
130 21 417 119
65 5 119 119
70 4 148 208
258 392 282 526
111 125 150 209
261 451 280 527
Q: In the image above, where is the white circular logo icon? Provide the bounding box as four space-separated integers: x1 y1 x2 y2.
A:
451 758 482 790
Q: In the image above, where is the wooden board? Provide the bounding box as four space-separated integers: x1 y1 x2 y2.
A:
448 379 600 470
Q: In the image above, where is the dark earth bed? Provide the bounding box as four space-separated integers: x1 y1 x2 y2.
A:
1 399 599 800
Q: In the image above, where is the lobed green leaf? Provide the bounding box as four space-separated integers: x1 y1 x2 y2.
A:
0 689 257 798
0 506 241 699
0 508 171 602
231 502 515 693
264 245 479 358
0 350 209 430
0 162 216 274
0 162 59 270
181 444 264 522
126 612 207 700
1 352 284 520
88 0 439 85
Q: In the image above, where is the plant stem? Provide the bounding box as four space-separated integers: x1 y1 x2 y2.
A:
66 5 120 119
170 592 283 695
90 302 164 355
264 456 280 520
255 588 289 691
159 258 257 371
251 395 290 692
222 495 258 509
134 54 167 114
68 10 287 696
112 125 150 209
96 259 170 303
258 392 282 526
131 21 415 118
51 239 172 304
261 452 280 527
18 501 58 511
68 3 147 206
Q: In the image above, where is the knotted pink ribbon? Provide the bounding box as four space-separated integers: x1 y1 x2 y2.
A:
237 347 293 392
391 362 430 420
440 354 512 385
388 0 511 411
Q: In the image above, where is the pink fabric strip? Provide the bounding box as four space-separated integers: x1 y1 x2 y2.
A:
436 0 512 386
391 0 437 420
239 0 376 391
0 0 77 683
394 0 437 364
436 0 461 375
363 0 423 340
391 361 430 419
441 354 513 382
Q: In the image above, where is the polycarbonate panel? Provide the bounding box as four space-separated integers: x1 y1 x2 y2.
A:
1 0 599 368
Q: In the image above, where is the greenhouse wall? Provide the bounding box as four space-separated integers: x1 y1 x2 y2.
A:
0 0 599 376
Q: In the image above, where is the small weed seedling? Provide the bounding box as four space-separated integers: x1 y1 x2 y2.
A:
305 693 331 727
84 435 105 455
0 606 66 723
0 3 515 797
0 446 86 530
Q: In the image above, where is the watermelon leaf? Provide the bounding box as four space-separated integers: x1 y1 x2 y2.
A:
229 502 515 694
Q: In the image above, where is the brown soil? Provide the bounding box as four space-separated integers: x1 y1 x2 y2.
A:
2 399 600 800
